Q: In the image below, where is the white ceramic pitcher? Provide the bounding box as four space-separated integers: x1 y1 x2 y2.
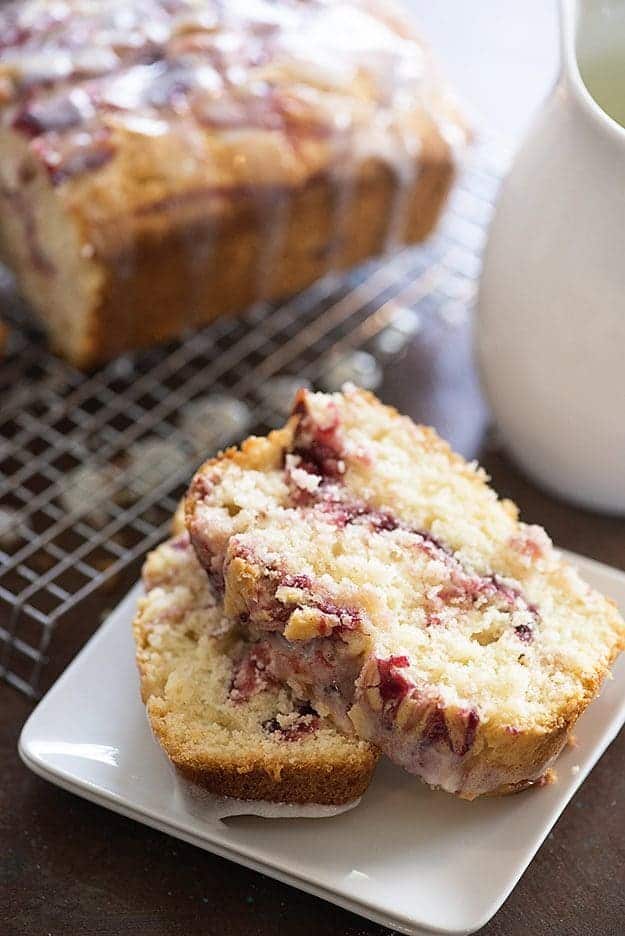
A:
477 0 625 514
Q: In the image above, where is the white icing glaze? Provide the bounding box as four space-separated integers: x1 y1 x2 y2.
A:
0 0 465 297
0 0 461 184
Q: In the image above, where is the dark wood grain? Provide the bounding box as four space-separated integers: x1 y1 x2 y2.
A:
2 315 624 936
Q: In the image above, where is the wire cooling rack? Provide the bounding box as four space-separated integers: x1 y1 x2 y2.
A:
0 146 504 698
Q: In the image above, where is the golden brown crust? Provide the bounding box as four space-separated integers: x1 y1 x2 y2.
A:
0 144 454 367
78 157 454 366
173 760 375 805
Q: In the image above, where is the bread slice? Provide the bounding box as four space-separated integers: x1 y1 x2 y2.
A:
133 533 378 804
186 386 625 799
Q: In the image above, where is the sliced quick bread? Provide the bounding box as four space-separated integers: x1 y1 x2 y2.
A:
186 386 625 798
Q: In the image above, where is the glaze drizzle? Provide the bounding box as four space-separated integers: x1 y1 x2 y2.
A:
0 0 462 190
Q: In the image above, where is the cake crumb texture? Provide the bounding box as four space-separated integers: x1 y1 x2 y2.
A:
133 534 378 804
186 386 625 798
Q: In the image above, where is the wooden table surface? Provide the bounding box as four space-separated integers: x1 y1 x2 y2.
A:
2 312 625 936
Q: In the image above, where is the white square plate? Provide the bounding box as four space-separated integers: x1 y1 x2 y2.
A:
19 550 625 936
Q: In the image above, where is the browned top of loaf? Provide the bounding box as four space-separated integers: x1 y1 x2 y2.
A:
0 0 466 244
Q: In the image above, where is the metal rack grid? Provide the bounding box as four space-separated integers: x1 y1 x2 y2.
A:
0 147 504 698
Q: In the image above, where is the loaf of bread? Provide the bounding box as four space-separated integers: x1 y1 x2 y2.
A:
186 386 625 799
0 0 466 367
133 532 378 804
